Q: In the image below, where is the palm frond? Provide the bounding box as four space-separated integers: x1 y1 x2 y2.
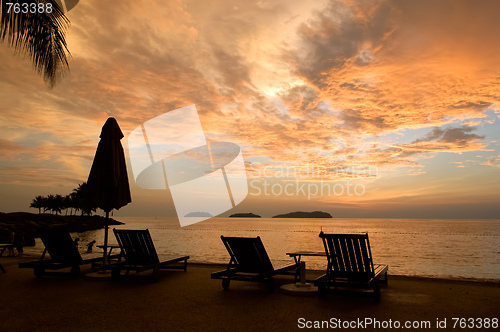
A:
1 0 71 87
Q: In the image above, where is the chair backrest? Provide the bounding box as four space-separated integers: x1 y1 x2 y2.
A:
40 230 83 264
221 236 274 273
319 232 375 281
113 229 159 266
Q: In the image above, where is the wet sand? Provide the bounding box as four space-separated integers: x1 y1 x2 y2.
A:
1 256 499 331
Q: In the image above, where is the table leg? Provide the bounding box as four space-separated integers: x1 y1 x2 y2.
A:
107 248 113 264
299 261 306 284
280 258 318 296
293 255 302 283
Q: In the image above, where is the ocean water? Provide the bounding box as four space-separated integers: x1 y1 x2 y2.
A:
25 217 500 280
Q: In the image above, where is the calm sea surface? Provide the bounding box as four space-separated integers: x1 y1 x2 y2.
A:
25 217 500 280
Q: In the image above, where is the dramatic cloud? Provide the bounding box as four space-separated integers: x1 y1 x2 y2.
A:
287 0 500 135
0 0 499 216
392 126 486 157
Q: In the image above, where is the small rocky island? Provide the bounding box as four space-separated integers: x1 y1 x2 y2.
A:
229 213 261 218
272 211 332 218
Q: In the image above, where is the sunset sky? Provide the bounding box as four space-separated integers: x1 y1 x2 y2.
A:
0 0 499 219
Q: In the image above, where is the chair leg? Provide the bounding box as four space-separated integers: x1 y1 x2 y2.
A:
318 285 327 298
152 265 160 282
222 278 230 290
34 266 45 278
267 278 275 293
70 265 80 279
373 280 381 302
111 268 121 280
376 272 388 286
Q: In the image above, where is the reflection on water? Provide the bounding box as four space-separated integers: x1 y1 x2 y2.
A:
23 217 500 280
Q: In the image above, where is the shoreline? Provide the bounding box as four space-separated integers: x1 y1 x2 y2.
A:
13 249 500 283
0 212 123 243
5 256 500 284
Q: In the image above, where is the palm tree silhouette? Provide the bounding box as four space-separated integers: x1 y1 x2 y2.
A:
0 0 71 87
30 195 45 214
53 194 64 214
43 194 55 214
30 182 98 216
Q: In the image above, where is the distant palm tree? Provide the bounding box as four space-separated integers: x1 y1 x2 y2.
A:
0 0 71 87
30 182 99 216
68 191 78 215
44 194 55 214
53 194 64 214
30 195 45 214
63 194 71 215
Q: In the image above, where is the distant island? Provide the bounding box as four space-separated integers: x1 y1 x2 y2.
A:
229 213 261 218
184 212 213 218
272 211 332 218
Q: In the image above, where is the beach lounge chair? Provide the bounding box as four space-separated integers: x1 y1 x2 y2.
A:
107 229 189 281
314 232 388 301
211 235 296 292
0 243 14 273
18 230 117 278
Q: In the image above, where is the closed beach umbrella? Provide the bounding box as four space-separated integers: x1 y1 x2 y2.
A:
86 117 131 263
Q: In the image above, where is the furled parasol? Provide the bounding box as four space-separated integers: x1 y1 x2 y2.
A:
85 117 131 264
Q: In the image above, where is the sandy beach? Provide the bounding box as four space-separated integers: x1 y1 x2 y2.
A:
1 256 498 331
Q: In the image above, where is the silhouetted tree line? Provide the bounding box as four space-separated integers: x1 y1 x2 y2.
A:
30 182 97 216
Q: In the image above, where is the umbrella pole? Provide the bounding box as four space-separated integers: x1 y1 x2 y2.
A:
103 210 109 266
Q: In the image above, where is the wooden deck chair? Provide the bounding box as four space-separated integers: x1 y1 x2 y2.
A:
0 244 14 273
211 235 296 292
108 229 189 281
19 230 116 278
314 232 388 301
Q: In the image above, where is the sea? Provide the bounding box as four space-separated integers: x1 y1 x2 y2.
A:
23 217 500 280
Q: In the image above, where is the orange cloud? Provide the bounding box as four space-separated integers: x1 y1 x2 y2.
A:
486 154 500 167
390 126 486 157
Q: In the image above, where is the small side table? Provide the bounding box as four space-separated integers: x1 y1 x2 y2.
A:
280 251 326 296
96 244 121 264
